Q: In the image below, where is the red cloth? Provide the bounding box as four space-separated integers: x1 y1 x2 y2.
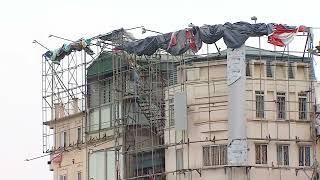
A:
51 153 62 164
268 24 306 47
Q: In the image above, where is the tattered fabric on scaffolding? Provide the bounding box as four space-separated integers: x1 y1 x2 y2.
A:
43 38 94 64
42 22 307 63
118 22 309 56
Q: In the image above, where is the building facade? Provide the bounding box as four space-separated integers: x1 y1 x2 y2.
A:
165 46 317 180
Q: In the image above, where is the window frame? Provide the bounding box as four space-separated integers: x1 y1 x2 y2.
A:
277 144 289 166
299 145 311 167
255 91 265 118
60 130 67 147
255 144 268 165
298 93 307 120
77 127 82 144
246 61 251 77
202 144 227 166
277 92 286 120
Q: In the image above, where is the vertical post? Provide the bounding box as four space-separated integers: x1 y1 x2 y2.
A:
227 45 248 166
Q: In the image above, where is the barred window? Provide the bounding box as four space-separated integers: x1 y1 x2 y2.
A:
255 144 267 164
277 92 286 119
277 144 289 166
298 93 307 120
256 91 265 118
202 145 227 166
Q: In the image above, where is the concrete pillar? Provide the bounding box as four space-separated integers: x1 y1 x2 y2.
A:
227 45 248 166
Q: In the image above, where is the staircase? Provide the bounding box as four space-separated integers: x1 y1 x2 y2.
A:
132 64 165 136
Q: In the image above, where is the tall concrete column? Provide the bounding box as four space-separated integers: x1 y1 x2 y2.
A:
227 45 248 166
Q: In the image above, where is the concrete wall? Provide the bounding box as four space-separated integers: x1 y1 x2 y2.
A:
164 59 316 180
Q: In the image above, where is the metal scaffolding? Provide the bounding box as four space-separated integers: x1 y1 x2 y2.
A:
40 25 320 180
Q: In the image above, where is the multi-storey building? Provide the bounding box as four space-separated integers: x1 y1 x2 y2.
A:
43 45 319 180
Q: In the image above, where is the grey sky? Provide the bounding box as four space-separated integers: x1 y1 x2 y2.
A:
0 0 319 179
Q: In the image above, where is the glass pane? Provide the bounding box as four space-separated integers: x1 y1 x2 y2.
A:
77 128 81 143
220 145 227 165
212 146 219 165
246 62 251 76
60 131 64 147
203 147 210 166
89 151 107 180
101 105 111 129
266 61 272 77
262 145 267 164
256 95 264 118
305 146 310 166
299 147 304 166
283 146 289 166
255 144 261 164
176 149 183 170
89 109 99 131
107 151 115 180
277 145 282 165
299 97 307 120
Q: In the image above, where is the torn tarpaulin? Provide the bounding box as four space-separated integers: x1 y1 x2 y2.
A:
268 24 306 47
119 27 202 56
222 22 273 48
119 22 274 56
119 33 172 56
166 27 202 55
43 39 94 64
98 28 135 42
199 22 273 49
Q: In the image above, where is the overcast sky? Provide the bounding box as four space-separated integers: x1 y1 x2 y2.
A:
0 0 319 179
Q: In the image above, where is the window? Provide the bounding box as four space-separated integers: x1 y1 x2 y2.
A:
88 82 100 108
255 144 267 164
246 62 251 76
277 145 289 166
299 146 311 166
202 145 227 166
89 109 99 131
101 79 112 104
77 172 81 180
169 99 175 126
299 93 307 120
288 62 294 79
60 175 67 180
101 104 112 129
256 91 265 118
266 61 273 77
277 92 286 119
176 149 183 170
60 131 67 147
77 127 81 144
